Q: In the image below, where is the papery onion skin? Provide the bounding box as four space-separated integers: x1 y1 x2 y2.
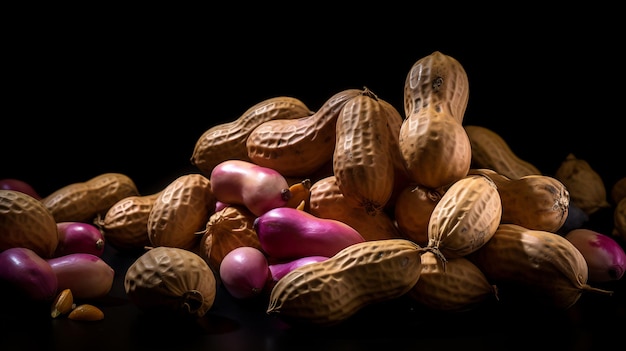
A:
47 253 114 299
0 247 58 301
54 222 105 257
564 228 626 282
219 246 270 299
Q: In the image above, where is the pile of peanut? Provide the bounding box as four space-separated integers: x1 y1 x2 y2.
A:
2 51 624 327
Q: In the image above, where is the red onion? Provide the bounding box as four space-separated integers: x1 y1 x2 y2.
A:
254 207 364 260
0 247 58 301
564 228 626 282
54 222 105 257
210 159 291 216
267 255 329 290
219 246 270 299
47 253 114 299
269 255 329 282
215 200 228 212
0 178 42 200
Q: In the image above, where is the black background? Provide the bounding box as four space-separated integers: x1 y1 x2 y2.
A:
2 5 625 351
3 7 624 196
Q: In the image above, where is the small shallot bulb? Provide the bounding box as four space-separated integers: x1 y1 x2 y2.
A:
220 246 270 299
54 222 106 257
0 247 58 301
564 228 626 282
47 253 114 299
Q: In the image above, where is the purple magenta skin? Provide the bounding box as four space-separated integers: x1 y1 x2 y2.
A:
0 247 58 301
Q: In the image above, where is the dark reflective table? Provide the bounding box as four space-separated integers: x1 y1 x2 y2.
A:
2 207 624 351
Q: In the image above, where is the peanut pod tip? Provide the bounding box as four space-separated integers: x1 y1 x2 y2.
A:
582 284 614 297
423 246 447 272
180 290 206 314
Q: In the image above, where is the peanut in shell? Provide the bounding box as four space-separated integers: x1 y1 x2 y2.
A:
148 174 215 250
267 238 425 326
427 174 502 261
0 189 59 258
407 251 497 312
124 246 217 317
191 96 313 176
468 224 613 309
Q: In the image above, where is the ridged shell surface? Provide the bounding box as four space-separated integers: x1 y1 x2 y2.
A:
403 51 469 123
191 97 312 176
148 174 215 250
246 89 361 177
399 107 471 189
333 90 394 215
124 246 216 317
267 239 423 326
469 224 591 309
428 175 502 259
0 190 59 258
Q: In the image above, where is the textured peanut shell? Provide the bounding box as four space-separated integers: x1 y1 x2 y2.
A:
464 125 541 180
42 173 139 223
399 106 471 189
428 175 502 260
124 246 216 317
96 191 162 251
308 176 402 241
246 88 362 177
377 97 412 206
394 183 442 247
0 190 59 258
200 205 261 272
148 174 215 250
469 224 610 309
407 251 496 312
403 51 469 123
267 239 424 326
333 89 395 215
554 153 610 215
470 168 569 233
190 96 312 177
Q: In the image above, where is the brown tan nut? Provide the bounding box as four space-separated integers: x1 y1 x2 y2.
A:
68 304 104 321
51 288 75 318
